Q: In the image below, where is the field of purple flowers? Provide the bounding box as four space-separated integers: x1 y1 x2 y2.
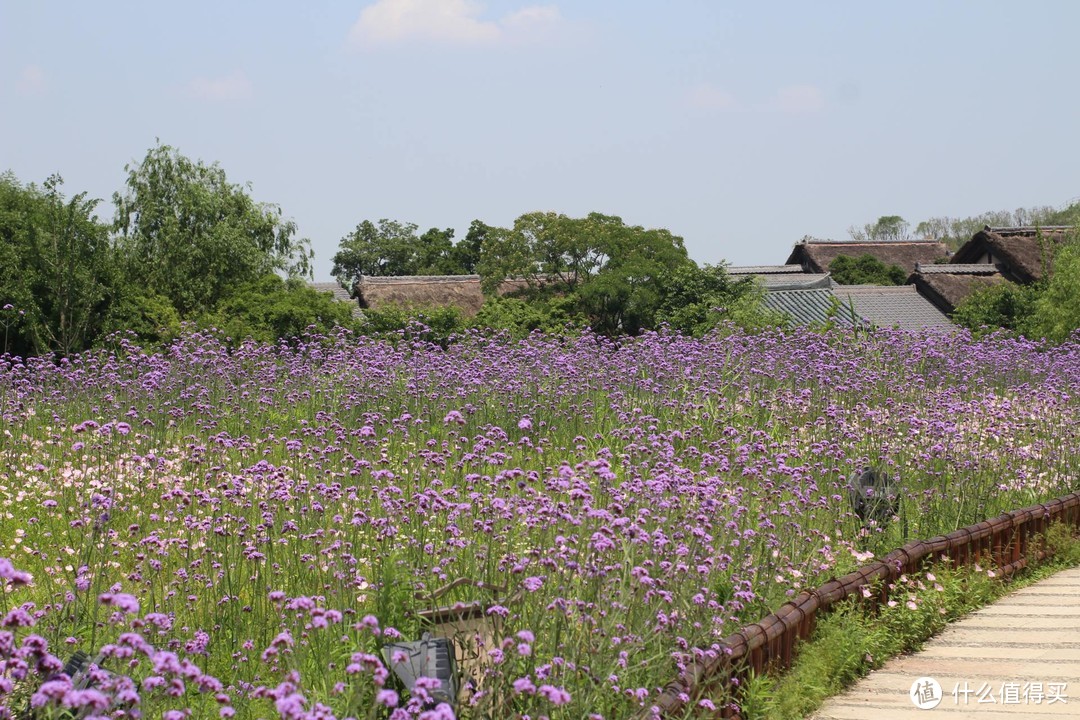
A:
1 327 1078 719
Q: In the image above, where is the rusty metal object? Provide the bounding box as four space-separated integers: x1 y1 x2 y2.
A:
640 492 1080 719
409 578 525 706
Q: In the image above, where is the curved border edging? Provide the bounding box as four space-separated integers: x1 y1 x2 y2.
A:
639 492 1080 719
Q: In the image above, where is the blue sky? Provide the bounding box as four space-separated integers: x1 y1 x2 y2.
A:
2 1 1078 280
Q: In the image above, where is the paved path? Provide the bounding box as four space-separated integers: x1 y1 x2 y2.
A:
812 566 1080 719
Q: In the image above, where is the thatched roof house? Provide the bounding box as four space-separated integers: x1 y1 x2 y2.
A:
949 226 1074 283
353 275 529 317
905 264 1006 315
786 239 949 274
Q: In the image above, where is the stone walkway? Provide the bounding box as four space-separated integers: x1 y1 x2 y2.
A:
812 566 1080 719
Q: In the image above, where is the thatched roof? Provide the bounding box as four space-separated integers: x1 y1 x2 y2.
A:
353 275 529 317
907 267 1006 315
785 239 950 274
950 226 1074 283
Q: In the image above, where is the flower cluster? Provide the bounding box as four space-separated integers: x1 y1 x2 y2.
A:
1 327 1077 717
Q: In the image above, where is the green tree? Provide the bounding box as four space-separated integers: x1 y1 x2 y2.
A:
952 283 1039 336
332 219 422 285
848 215 911 243
655 263 782 336
100 292 182 347
916 202 1080 252
113 143 312 317
200 274 358 344
0 172 116 356
471 295 584 337
332 218 486 287
477 211 694 335
358 303 465 348
415 227 457 275
830 254 908 285
1028 233 1080 342
450 220 488 274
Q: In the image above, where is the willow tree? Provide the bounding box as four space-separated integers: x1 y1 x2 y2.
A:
113 143 311 316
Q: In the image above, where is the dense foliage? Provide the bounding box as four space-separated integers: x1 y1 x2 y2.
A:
2 327 1078 718
828 254 908 286
2 148 331 356
113 144 313 316
848 203 1080 252
846 215 911 244
953 231 1080 342
475 212 776 336
332 220 486 286
916 201 1080 252
5 148 1078 356
0 174 115 357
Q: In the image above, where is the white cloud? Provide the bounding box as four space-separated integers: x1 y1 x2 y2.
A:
772 84 825 114
349 0 561 47
186 70 253 102
686 83 739 112
17 65 46 95
502 4 561 31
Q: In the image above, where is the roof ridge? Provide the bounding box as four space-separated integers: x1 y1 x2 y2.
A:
915 263 1001 274
360 274 483 284
798 239 946 245
985 225 1074 234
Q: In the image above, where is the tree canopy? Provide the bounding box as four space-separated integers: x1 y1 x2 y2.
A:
113 143 312 315
953 230 1080 342
830 254 908 286
0 173 115 356
476 211 694 334
848 215 911 243
331 218 484 289
916 202 1080 251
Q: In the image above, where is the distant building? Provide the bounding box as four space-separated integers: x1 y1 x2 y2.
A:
734 263 954 331
830 285 955 332
352 275 529 318
907 226 1075 315
905 264 1006 315
309 281 364 318
786 238 949 275
948 226 1073 283
761 288 859 327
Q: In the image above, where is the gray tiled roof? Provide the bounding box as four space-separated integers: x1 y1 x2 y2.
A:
762 289 859 327
309 282 364 317
832 285 954 331
914 263 1000 275
728 264 805 275
310 282 354 303
753 273 833 290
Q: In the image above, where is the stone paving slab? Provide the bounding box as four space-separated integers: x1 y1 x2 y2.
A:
812 566 1080 719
